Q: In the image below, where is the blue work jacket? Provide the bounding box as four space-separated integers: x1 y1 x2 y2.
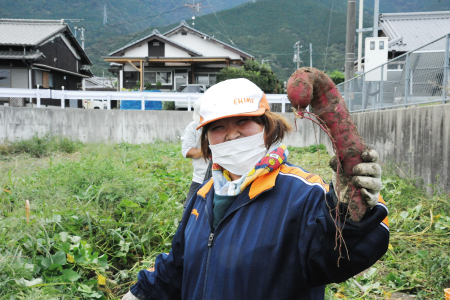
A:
131 163 390 300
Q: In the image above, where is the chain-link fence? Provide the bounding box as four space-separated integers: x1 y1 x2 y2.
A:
337 34 450 112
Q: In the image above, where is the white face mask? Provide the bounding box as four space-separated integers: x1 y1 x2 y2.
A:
209 131 267 176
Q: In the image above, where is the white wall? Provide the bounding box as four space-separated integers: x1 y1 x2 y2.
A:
1 105 450 192
123 44 148 57
165 44 191 57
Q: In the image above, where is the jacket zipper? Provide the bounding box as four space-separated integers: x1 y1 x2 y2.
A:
201 190 273 300
202 206 214 300
200 185 275 299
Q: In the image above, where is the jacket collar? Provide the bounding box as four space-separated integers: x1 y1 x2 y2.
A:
197 165 281 200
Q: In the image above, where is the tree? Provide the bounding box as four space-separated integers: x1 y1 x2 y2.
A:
327 70 345 85
216 60 280 94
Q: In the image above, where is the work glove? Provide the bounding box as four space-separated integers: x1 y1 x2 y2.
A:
122 291 139 300
331 149 382 208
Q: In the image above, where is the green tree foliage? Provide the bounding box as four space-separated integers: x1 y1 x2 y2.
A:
327 70 345 85
216 60 279 93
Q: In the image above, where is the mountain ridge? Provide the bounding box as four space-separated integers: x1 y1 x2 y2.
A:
1 0 450 80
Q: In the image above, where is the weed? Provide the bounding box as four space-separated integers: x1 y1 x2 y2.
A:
0 134 82 158
1 141 448 299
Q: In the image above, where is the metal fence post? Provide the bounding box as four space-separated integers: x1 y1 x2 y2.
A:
349 80 353 112
282 96 285 113
36 85 41 108
362 74 366 110
141 94 145 111
380 64 384 109
61 86 65 109
442 34 450 103
187 96 192 111
404 53 410 107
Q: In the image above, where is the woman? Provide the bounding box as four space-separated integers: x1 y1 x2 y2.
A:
123 78 389 300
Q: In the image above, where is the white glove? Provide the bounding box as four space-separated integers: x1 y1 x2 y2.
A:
331 149 382 208
122 291 139 300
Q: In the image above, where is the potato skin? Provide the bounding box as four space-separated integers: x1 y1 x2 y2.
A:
287 67 369 222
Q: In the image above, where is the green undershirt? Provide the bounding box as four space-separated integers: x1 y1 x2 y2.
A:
213 193 239 230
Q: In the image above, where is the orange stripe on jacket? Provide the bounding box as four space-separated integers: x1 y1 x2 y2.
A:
280 165 330 192
377 194 389 227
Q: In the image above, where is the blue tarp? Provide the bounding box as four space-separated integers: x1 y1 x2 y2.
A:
120 90 163 110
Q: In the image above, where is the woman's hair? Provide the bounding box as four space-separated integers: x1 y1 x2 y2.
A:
200 111 293 160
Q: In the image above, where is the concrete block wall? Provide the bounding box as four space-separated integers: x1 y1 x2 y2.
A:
0 105 448 191
352 104 450 192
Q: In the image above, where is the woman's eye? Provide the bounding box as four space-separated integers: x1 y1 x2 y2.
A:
237 119 250 126
210 126 224 131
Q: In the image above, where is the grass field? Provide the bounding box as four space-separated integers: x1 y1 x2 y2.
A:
0 137 449 299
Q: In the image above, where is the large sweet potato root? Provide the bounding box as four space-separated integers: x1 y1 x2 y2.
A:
287 67 368 222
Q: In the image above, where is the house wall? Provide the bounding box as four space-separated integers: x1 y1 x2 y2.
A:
123 44 148 57
148 40 165 57
165 44 191 57
36 37 78 73
124 64 140 72
1 105 448 191
169 32 241 59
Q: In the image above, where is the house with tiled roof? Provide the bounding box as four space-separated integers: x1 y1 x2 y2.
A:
0 19 92 106
378 11 450 58
103 21 254 91
359 11 450 103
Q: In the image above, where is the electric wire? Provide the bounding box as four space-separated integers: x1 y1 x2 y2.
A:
205 0 237 47
197 15 293 56
125 0 180 46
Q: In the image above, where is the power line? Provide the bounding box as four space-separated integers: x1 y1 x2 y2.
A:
197 15 294 56
88 5 188 32
205 0 237 47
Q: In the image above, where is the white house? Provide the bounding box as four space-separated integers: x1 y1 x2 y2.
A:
103 21 254 91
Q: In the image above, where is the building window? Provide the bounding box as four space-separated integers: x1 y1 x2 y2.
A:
379 41 385 50
195 73 216 85
144 71 172 85
0 69 11 88
153 42 160 46
370 41 375 50
35 70 53 88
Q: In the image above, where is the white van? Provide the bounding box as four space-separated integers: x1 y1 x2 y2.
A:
175 84 210 110
83 99 108 109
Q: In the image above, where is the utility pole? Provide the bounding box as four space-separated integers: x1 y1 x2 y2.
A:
345 0 357 81
309 43 313 68
293 41 302 70
67 19 83 39
373 0 379 37
184 1 208 26
357 0 363 73
103 4 107 26
79 27 86 50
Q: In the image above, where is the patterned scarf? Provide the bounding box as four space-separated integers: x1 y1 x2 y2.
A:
212 144 289 196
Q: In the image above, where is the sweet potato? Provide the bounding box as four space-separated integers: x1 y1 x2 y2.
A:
287 67 368 222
